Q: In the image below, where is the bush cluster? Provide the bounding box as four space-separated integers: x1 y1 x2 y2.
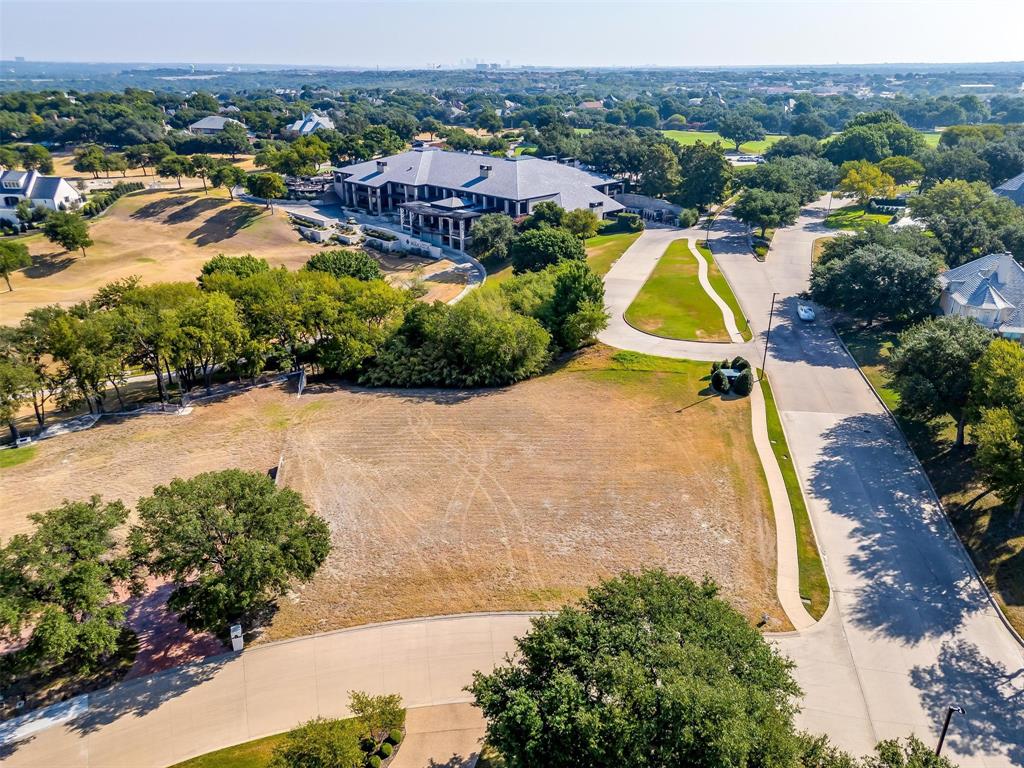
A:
709 357 752 396
82 181 144 217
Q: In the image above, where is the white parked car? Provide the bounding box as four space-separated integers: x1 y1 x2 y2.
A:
797 304 816 322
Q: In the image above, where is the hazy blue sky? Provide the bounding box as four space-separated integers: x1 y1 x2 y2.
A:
3 0 1023 69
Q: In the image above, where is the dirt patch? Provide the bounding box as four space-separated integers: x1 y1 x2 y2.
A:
0 348 783 643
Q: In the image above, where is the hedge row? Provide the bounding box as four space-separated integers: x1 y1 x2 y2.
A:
82 181 144 217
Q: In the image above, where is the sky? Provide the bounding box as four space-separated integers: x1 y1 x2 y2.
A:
2 0 1023 69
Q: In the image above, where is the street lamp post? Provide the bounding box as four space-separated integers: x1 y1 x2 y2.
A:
936 705 964 756
760 291 779 377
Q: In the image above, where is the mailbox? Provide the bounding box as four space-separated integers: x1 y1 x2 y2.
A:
230 623 244 652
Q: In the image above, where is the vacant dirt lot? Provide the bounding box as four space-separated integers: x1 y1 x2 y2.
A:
0 188 465 323
0 347 783 641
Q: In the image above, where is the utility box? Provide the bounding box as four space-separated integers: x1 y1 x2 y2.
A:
230 624 244 652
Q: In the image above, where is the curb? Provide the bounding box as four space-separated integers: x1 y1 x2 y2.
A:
831 325 1024 649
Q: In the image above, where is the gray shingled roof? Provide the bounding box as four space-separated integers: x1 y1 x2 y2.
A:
288 112 334 134
0 169 29 190
940 252 1024 333
338 149 623 214
189 115 244 131
994 169 1024 205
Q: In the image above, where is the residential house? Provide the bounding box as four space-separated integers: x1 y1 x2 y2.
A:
334 147 623 252
0 168 83 223
286 112 335 135
188 115 246 135
994 170 1024 206
938 252 1024 342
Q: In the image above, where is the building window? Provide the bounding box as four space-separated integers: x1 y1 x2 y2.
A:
3 196 18 206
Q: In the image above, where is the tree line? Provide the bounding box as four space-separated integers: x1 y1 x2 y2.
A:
0 217 608 440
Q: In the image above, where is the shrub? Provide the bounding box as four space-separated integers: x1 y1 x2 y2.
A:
677 208 699 228
616 212 645 232
711 369 730 393
305 249 384 282
731 356 750 371
510 227 586 273
387 729 403 745
711 360 722 373
732 368 754 396
270 717 364 768
378 742 393 758
367 755 382 768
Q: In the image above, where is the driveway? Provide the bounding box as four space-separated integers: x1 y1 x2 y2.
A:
680 201 1023 766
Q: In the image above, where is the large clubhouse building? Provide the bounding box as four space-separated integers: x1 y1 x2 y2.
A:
333 148 623 252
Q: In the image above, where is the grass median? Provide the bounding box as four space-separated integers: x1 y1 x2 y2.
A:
695 240 752 341
759 373 829 620
624 239 731 341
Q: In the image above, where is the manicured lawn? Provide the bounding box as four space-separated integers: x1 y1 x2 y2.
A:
662 130 787 155
695 240 751 341
752 228 775 261
824 205 893 230
585 230 643 277
624 239 730 341
0 446 36 468
920 131 942 148
759 374 829 619
837 323 1024 637
169 732 286 768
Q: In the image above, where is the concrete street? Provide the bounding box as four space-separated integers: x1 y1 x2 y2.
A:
1 614 535 768
654 201 1023 766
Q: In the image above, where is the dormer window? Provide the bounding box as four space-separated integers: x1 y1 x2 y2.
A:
2 180 21 189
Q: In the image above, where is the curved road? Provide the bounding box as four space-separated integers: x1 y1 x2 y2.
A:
600 201 1023 766
4 200 1021 768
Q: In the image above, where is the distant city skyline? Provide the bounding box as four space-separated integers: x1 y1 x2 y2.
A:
3 0 1024 70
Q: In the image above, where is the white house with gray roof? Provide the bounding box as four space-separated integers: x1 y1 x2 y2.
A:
333 147 622 252
938 252 1024 342
286 112 335 136
994 169 1024 206
188 115 246 135
0 169 83 224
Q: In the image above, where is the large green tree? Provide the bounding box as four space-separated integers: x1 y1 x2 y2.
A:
0 497 140 672
717 114 766 151
468 213 516 263
809 244 939 325
210 163 247 200
41 211 93 257
469 570 801 768
908 180 1024 267
304 249 384 282
157 154 193 189
244 173 287 211
889 316 993 446
732 189 800 237
134 469 331 633
970 339 1024 516
675 141 731 210
0 239 32 291
510 226 586 273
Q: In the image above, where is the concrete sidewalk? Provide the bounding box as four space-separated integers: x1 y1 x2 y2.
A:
2 613 535 768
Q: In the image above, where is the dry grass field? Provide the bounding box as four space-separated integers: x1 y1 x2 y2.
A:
0 347 784 641
49 152 260 183
0 188 465 323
